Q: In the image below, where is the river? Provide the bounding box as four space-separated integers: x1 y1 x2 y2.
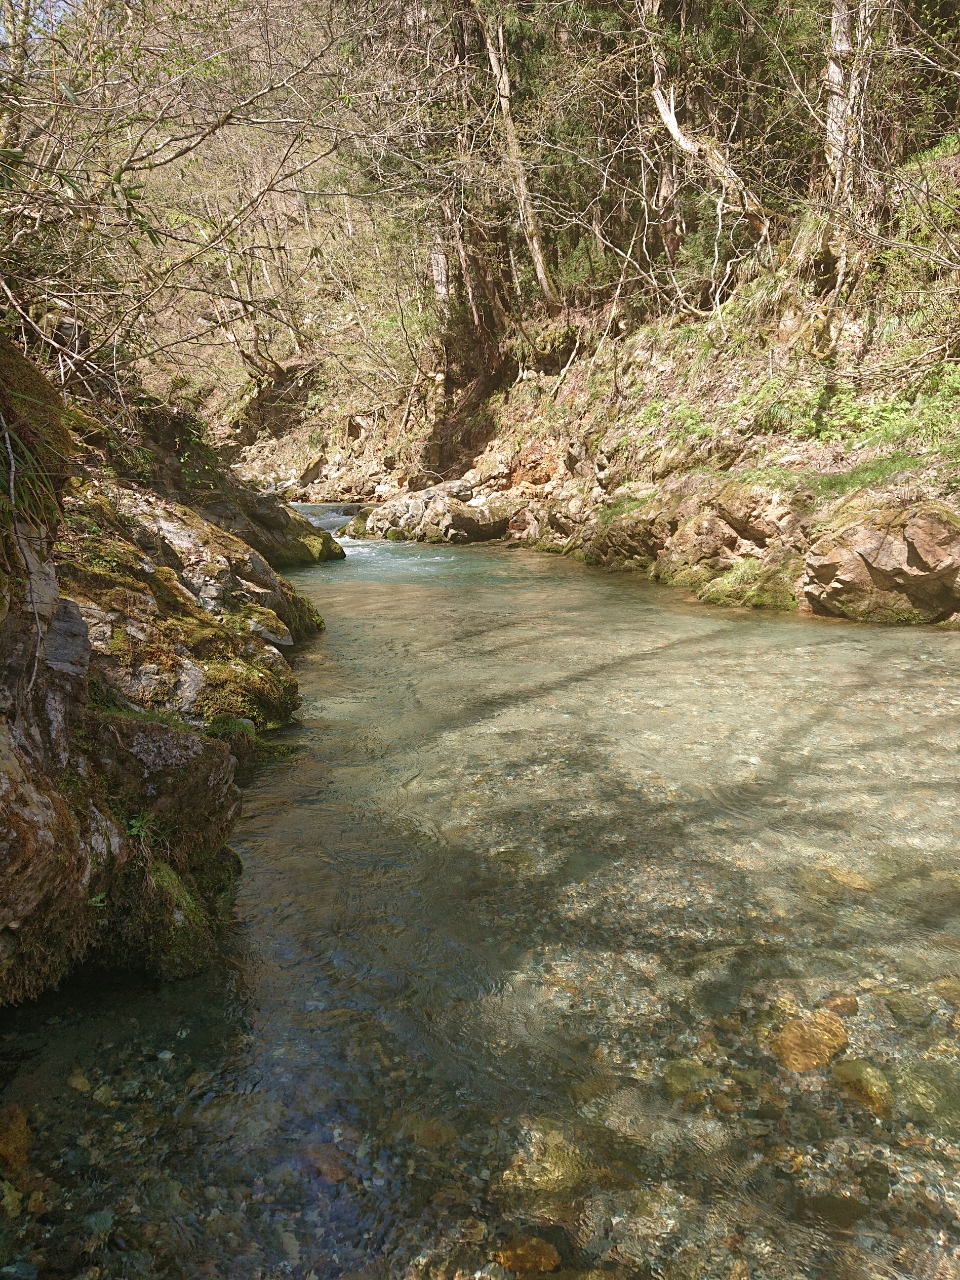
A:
4 511 960 1280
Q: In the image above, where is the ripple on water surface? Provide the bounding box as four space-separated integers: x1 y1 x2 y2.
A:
5 520 960 1279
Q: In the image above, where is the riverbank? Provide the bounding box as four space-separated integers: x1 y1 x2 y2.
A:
0 340 343 1006
231 304 960 627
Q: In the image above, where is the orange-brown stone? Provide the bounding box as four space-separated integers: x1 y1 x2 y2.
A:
771 1010 848 1072
0 1105 30 1172
493 1237 562 1273
305 1143 347 1182
822 994 859 1018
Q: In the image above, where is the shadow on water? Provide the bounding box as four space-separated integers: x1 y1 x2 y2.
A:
4 531 960 1279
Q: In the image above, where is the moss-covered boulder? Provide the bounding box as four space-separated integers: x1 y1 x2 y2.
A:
196 480 346 568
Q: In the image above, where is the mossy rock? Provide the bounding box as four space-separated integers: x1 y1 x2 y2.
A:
655 560 716 592
190 842 243 902
385 528 408 542
698 555 801 611
191 658 300 729
896 1058 960 1136
302 529 346 562
135 861 218 981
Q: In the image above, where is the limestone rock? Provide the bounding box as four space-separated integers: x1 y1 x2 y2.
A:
365 481 525 545
298 455 326 486
832 1059 894 1116
771 1010 848 1072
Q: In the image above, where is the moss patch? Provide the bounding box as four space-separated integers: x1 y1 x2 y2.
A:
699 555 801 610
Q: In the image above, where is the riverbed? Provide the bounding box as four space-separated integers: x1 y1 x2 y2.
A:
4 518 960 1279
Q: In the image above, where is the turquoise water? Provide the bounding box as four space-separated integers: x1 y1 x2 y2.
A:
4 518 960 1279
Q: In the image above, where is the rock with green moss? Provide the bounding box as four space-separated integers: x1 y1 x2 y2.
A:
698 555 802 611
54 481 317 728
343 514 370 537
195 478 346 568
0 341 319 1007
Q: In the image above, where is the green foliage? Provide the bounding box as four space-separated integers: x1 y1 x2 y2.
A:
0 339 71 548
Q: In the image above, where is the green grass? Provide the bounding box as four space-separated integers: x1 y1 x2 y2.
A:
811 452 928 497
597 493 655 527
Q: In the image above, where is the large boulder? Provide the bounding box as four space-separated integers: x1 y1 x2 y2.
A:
196 476 345 567
802 499 960 623
365 480 524 544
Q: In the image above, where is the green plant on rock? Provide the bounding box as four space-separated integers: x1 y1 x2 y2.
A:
698 556 801 611
192 658 299 730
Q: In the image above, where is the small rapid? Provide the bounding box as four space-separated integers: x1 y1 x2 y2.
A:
4 510 960 1280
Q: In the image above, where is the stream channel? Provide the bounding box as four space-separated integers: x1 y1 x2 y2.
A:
4 506 960 1280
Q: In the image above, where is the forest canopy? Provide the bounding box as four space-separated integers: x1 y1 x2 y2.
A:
0 0 957 419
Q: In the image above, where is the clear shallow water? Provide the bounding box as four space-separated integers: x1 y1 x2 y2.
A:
5 517 960 1279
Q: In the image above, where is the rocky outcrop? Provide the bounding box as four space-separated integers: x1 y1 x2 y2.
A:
57 482 311 727
363 480 525 544
195 474 345 568
0 339 333 1005
579 475 810 610
803 499 960 624
343 424 960 627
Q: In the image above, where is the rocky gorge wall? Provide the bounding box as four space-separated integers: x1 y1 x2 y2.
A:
0 340 344 1006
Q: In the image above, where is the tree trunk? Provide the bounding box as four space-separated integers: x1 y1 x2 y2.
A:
649 68 769 240
823 0 880 215
473 8 562 313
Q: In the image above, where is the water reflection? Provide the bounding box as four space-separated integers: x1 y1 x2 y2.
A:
4 518 960 1279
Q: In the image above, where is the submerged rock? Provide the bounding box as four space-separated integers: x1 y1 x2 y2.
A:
832 1058 894 1116
493 1237 562 1273
661 1058 719 1099
771 1010 848 1072
897 1059 960 1137
822 993 859 1017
